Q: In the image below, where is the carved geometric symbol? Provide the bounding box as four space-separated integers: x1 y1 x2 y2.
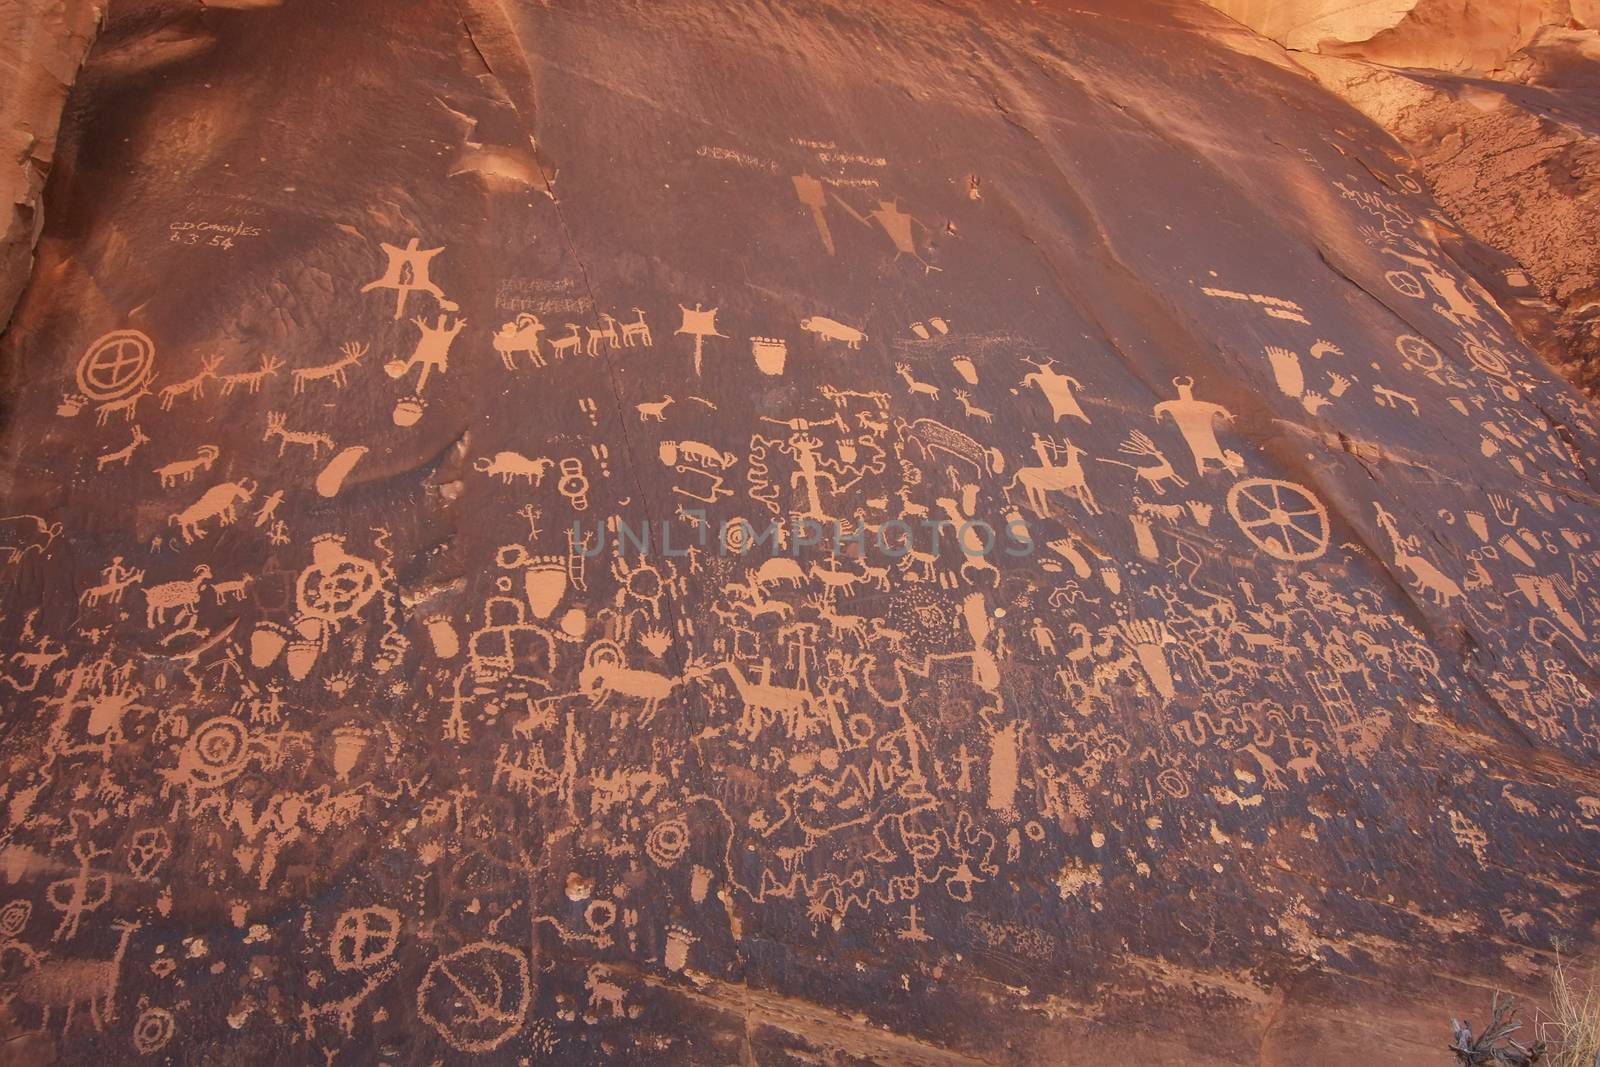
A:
417 941 531 1053
331 906 400 972
1227 478 1330 562
77 330 155 402
1395 334 1442 374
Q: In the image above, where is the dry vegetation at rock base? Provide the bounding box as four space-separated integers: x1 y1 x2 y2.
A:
1451 952 1600 1067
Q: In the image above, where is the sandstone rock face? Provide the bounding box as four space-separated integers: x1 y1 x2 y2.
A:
0 0 104 331
1208 0 1590 70
1297 25 1600 397
0 1 1596 1065
1205 0 1421 53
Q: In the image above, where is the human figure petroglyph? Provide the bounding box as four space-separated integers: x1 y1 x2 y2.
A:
294 342 367 392
1020 357 1089 424
80 557 144 607
1154 376 1242 476
1005 433 1100 517
831 193 940 273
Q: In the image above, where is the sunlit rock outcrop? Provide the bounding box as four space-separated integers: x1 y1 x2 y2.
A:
1208 0 1599 70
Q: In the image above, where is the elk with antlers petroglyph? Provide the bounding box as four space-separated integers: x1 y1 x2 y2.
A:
895 363 940 400
96 426 149 471
218 354 284 396
95 383 150 426
159 354 221 410
264 412 335 459
1096 431 1188 496
293 342 368 394
953 390 992 422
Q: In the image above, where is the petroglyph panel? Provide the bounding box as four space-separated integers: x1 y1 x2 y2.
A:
0 0 1595 1064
